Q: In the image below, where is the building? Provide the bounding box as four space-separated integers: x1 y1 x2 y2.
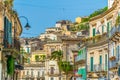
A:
44 41 62 80
108 0 115 9
75 17 82 24
86 0 120 79
0 0 22 80
45 59 60 80
20 50 46 80
74 46 87 80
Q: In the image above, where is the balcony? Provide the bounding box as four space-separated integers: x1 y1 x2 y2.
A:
82 33 108 47
75 54 85 64
109 26 120 42
24 62 45 67
110 59 118 71
48 73 60 77
109 56 116 61
46 71 60 77
22 75 45 79
87 64 107 72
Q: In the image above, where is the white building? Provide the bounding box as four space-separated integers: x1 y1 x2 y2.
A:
39 33 57 41
45 60 60 80
108 0 115 9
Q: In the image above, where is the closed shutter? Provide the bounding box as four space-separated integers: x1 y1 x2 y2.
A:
102 26 104 33
93 28 96 36
105 54 107 70
107 22 109 32
100 55 102 64
90 57 94 71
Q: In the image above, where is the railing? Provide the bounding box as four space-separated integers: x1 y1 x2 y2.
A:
87 64 107 72
83 33 108 47
109 59 118 69
75 53 85 62
109 25 120 37
24 63 45 67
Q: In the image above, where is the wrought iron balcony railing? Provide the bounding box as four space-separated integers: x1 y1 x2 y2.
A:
87 64 107 72
109 59 118 69
75 53 85 62
109 25 120 37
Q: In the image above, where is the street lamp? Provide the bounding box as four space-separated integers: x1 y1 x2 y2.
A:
19 16 31 30
14 16 31 80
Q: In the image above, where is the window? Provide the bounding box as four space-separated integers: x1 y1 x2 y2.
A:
107 22 110 32
51 77 54 80
99 55 102 64
105 54 107 70
27 47 29 53
50 67 54 74
31 70 33 76
90 57 94 71
42 71 44 76
51 48 55 53
102 26 104 33
92 28 96 36
38 71 40 77
27 71 29 75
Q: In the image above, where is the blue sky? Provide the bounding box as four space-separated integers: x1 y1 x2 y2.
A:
14 0 107 37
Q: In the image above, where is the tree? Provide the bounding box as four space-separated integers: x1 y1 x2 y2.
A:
50 50 63 61
50 50 63 79
4 0 14 8
50 50 73 80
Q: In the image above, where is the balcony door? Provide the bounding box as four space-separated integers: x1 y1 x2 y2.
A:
90 57 94 71
50 67 54 74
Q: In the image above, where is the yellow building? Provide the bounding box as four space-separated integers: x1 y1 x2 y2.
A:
75 17 82 24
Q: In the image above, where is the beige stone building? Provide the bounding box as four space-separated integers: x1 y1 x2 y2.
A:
0 0 22 80
86 0 120 79
19 50 46 80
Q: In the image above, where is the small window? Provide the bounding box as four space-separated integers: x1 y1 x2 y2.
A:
38 71 40 77
27 71 29 75
51 77 54 80
50 67 54 74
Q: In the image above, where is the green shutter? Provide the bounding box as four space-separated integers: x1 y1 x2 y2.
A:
90 57 94 71
27 47 29 53
105 54 107 70
93 28 96 36
99 55 102 64
102 26 104 33
107 22 109 32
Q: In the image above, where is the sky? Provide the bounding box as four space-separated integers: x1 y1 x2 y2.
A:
14 0 108 38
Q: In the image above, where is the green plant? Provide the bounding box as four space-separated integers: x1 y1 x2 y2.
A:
89 7 108 18
7 55 15 75
58 61 73 74
35 55 39 62
115 15 120 26
4 0 14 7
